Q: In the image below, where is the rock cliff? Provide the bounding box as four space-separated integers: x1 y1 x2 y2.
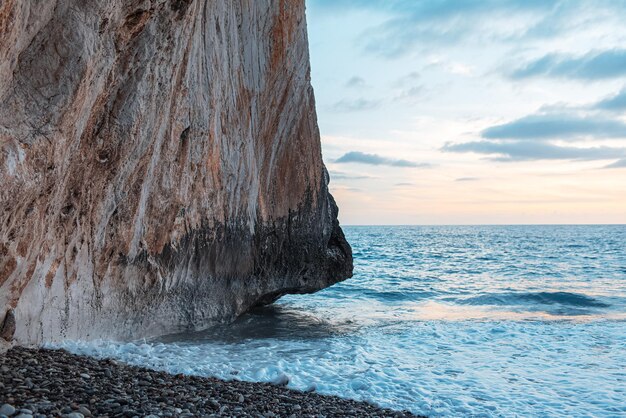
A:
0 0 352 344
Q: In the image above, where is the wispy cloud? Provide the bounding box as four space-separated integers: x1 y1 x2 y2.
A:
329 170 375 180
394 86 424 102
395 72 421 86
392 71 423 102
346 76 367 88
331 98 380 112
510 49 626 80
604 159 626 169
482 113 626 141
335 151 429 168
594 87 626 111
445 91 626 163
309 0 626 58
455 177 480 182
428 59 475 76
442 141 626 162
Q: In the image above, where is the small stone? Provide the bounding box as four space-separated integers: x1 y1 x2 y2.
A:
79 373 90 379
0 347 416 418
77 406 92 417
271 373 289 386
0 405 15 416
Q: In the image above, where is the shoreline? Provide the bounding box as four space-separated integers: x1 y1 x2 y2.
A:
1 347 421 418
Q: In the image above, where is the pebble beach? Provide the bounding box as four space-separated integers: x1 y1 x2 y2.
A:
0 347 419 418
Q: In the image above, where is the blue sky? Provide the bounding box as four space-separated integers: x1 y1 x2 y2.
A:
305 0 626 225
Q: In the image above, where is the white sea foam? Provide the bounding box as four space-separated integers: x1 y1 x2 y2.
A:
55 316 625 417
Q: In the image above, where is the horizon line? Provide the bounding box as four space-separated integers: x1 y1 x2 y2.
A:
341 223 626 227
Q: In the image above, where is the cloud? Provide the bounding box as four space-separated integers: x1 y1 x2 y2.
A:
394 86 424 102
423 57 476 77
335 151 429 167
442 141 626 162
394 182 414 186
604 159 626 168
393 72 423 102
329 170 375 180
395 72 421 86
309 0 625 58
455 177 480 182
482 113 626 140
346 76 367 88
510 49 626 80
594 87 626 111
449 96 626 163
329 185 364 193
312 1 538 57
331 98 380 112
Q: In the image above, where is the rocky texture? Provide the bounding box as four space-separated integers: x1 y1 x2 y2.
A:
0 347 420 417
0 309 15 342
0 0 352 344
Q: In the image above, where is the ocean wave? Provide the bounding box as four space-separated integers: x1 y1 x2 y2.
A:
362 289 436 302
52 318 626 418
454 291 610 309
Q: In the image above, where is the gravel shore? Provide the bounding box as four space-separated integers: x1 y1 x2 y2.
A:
0 347 421 418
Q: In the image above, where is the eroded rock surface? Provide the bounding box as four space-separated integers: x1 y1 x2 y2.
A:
0 0 352 344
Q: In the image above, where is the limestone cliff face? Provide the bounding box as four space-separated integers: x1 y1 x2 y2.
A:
0 0 352 344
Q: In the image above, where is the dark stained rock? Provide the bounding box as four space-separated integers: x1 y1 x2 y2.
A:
0 310 15 342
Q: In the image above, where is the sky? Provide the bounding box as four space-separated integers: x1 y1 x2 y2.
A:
305 0 626 225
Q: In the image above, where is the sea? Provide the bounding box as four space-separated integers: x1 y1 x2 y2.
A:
58 225 626 417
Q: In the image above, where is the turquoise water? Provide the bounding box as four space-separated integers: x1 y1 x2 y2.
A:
60 226 626 417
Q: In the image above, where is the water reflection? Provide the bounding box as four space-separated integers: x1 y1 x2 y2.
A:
405 301 626 322
157 305 360 344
